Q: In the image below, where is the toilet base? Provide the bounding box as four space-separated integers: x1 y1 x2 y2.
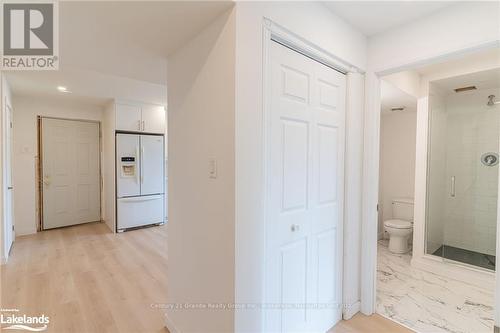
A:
388 235 410 254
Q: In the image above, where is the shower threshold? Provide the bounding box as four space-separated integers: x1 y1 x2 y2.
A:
432 245 495 270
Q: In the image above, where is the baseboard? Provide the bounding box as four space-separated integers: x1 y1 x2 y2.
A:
343 300 360 320
164 312 179 333
495 326 500 333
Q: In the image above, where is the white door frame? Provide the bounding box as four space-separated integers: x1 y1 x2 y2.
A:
360 41 500 328
262 18 365 327
39 116 102 230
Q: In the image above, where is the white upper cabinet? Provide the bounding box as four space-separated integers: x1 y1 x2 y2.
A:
116 104 142 132
142 105 166 134
115 102 165 134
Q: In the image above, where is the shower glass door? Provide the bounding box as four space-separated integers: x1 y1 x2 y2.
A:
426 72 499 271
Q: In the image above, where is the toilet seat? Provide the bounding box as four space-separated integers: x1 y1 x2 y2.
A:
384 219 412 229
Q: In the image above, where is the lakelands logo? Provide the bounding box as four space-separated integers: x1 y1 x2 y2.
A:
1 1 59 70
0 309 49 331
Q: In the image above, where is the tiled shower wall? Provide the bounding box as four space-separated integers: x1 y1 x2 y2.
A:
442 88 499 256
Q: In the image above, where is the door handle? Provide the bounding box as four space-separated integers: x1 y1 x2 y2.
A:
291 224 300 232
7 186 13 190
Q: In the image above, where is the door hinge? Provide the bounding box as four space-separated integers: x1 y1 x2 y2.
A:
377 204 379 212
10 121 13 129
12 225 14 231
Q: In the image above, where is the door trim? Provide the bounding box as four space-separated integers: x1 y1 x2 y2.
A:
38 116 102 231
261 18 360 329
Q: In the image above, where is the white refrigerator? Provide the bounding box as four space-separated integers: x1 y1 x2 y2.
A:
116 133 164 231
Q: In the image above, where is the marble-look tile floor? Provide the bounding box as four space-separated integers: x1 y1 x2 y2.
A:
377 240 494 333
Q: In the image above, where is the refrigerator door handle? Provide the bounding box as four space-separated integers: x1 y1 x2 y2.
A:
135 147 140 184
119 196 161 203
141 146 145 183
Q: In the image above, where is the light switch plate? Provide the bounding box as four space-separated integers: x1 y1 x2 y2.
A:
208 158 217 179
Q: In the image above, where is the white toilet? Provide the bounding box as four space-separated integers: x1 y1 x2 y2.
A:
383 198 414 254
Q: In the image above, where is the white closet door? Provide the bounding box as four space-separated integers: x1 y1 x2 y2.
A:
265 41 346 332
140 135 164 195
42 119 100 229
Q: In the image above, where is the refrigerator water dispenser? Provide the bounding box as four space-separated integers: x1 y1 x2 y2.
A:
120 157 136 178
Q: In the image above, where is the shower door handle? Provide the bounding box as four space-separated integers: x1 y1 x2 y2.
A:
450 176 456 198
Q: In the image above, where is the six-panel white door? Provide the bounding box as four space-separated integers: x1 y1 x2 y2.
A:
266 41 346 332
42 118 101 229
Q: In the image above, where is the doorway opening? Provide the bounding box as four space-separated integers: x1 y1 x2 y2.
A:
373 51 499 333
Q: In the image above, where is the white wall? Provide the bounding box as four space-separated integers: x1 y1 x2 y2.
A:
378 109 417 237
102 101 115 232
0 73 3 262
1 73 13 262
165 8 236 333
12 95 103 236
382 70 420 99
234 2 367 331
368 2 500 72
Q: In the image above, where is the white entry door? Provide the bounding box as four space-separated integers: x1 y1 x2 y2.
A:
265 41 346 332
42 118 100 229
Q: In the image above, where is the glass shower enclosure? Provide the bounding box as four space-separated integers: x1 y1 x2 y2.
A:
426 69 500 271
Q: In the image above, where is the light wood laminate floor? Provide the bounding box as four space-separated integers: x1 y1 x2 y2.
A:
1 222 411 333
1 222 168 333
331 313 414 333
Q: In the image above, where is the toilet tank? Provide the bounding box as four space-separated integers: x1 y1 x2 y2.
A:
392 198 414 221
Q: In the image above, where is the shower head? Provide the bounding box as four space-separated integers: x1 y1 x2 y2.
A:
488 95 497 106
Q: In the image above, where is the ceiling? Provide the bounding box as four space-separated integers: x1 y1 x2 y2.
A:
6 1 233 107
59 1 233 85
380 79 417 114
415 48 500 78
324 1 454 36
5 68 167 107
431 67 500 95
